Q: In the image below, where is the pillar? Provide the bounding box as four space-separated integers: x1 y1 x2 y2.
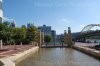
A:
67 27 73 47
39 31 42 47
64 30 68 45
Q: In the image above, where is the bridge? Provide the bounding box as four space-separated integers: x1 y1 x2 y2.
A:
75 24 100 43
81 24 100 33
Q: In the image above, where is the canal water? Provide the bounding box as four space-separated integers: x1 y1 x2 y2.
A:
16 48 100 66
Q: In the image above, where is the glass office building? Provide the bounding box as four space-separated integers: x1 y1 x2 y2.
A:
0 0 3 23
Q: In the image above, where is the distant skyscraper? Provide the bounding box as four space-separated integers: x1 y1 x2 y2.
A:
10 21 16 28
51 30 56 37
0 0 3 23
51 30 56 45
38 25 52 36
27 23 34 28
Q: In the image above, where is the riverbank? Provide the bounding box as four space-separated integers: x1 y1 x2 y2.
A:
0 45 39 66
73 43 100 60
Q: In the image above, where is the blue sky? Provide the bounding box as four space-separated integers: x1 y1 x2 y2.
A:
3 0 100 34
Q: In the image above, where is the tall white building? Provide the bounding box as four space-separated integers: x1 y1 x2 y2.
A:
0 0 3 22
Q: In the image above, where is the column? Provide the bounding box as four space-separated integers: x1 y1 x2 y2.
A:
67 27 73 47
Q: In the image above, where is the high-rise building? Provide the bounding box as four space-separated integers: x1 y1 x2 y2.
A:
51 30 56 44
38 25 52 36
27 23 34 28
0 0 3 23
10 21 16 28
51 30 56 38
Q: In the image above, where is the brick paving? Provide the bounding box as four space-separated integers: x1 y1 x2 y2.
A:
0 45 35 58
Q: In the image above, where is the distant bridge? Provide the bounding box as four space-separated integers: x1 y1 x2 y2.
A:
75 24 100 42
81 24 100 33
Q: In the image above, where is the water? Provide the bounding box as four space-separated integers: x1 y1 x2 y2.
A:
16 48 100 66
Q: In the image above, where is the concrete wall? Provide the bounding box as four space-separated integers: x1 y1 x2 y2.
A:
73 45 100 59
0 46 39 66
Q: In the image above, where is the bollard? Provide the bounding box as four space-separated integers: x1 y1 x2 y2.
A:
0 40 3 49
20 42 22 45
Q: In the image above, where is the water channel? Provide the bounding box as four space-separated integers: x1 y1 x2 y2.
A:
16 48 100 66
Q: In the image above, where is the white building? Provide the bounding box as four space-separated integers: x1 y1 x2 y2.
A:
0 0 3 22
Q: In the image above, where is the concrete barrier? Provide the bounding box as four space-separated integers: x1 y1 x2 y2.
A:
0 46 39 66
73 45 100 59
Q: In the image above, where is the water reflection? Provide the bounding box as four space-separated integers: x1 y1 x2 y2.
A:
16 48 100 66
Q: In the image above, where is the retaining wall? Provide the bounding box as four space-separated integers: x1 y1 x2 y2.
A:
0 46 39 66
73 45 100 59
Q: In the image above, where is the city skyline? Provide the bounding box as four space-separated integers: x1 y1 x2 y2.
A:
3 0 100 34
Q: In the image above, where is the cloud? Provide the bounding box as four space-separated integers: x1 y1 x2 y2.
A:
3 17 14 21
60 18 71 23
80 24 85 28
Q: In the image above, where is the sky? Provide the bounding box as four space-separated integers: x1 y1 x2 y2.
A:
3 0 100 34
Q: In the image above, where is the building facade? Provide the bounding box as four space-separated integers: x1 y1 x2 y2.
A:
0 0 3 23
51 30 56 44
38 25 52 36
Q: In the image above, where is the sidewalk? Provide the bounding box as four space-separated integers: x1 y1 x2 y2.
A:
0 45 35 58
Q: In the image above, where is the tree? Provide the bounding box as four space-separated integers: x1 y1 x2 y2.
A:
11 28 26 44
44 35 52 46
0 23 12 44
3 21 11 27
26 26 38 44
0 22 39 46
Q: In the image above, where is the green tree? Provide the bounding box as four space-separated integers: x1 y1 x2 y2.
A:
44 35 52 46
3 21 11 27
0 23 12 44
0 22 39 46
26 26 38 44
11 28 26 44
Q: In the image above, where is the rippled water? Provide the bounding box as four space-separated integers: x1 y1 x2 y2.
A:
16 48 100 66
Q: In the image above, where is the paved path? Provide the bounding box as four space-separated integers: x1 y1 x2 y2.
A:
0 45 35 58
